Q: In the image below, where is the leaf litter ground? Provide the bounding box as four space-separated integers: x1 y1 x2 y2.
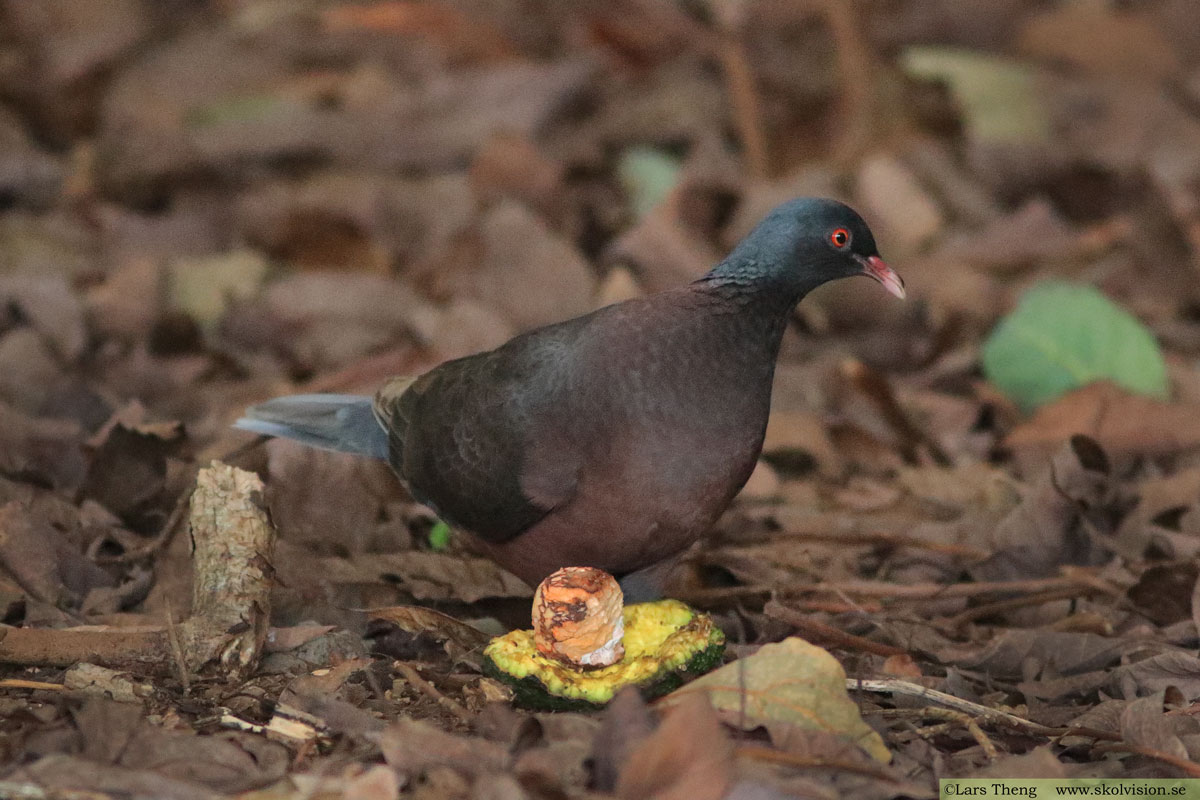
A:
2 1 1200 798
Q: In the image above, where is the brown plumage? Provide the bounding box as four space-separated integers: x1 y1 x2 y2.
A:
236 197 904 593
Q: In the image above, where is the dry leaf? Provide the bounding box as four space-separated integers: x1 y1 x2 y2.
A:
616 692 733 800
379 718 508 778
592 688 657 793
971 436 1117 583
264 624 337 653
661 638 891 763
1113 652 1200 702
474 200 596 331
1018 6 1179 81
1006 382 1200 468
1119 694 1189 760
368 605 492 652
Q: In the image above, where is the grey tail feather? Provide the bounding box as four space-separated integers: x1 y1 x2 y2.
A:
233 394 390 460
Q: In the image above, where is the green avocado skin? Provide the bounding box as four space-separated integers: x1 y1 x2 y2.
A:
482 641 727 712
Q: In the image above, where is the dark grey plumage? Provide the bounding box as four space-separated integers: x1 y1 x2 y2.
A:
236 394 389 460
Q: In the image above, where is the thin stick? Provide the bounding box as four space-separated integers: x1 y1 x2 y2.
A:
766 602 906 657
778 529 988 559
0 679 66 692
819 0 876 163
679 573 1121 605
1092 743 1200 779
97 485 193 565
876 706 997 761
716 31 769 177
842 359 953 466
944 587 1101 630
393 661 474 725
848 678 1058 736
735 744 900 782
163 599 190 693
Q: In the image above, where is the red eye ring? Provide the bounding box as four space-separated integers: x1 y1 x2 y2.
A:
830 228 851 249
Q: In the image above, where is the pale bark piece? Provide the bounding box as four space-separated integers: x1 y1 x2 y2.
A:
0 462 277 678
184 461 276 674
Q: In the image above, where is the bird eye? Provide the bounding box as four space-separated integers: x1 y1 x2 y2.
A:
830 228 851 249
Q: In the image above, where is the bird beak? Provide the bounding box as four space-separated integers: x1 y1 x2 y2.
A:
855 254 906 299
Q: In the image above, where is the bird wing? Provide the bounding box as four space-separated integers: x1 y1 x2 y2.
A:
373 330 583 543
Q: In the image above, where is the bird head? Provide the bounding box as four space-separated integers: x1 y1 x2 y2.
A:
711 197 905 301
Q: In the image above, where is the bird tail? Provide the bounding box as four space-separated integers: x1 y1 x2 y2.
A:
234 394 390 460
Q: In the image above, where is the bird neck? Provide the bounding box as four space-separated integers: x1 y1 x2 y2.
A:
692 249 819 348
684 278 798 379
698 243 831 304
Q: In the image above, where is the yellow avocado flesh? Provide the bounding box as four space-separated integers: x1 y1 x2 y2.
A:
484 599 724 706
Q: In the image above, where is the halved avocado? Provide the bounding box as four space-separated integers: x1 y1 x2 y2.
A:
483 599 725 711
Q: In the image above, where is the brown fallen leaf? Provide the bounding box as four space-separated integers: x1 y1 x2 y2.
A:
961 746 1068 779
0 500 117 610
594 266 645 309
592 688 657 793
13 754 216 800
298 550 532 603
0 274 87 361
80 422 177 528
67 697 290 794
1119 693 1190 761
1113 467 1200 559
265 440 395 555
856 154 944 256
762 408 844 478
0 400 87 491
881 654 923 679
1112 652 1200 701
343 764 402 800
617 692 733 800
368 605 492 653
473 199 597 331
603 187 721 295
971 436 1120 583
736 460 781 503
1193 569 1200 655
321 2 518 62
100 37 593 191
264 624 337 653
936 198 1077 274
85 256 166 340
939 628 1129 681
0 107 63 207
1127 562 1199 626
378 717 508 778
1017 5 1179 81
261 272 438 367
1005 382 1200 469
470 132 565 215
281 658 385 739
0 327 66 414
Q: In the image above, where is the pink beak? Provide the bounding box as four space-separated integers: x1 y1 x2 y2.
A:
856 254 906 299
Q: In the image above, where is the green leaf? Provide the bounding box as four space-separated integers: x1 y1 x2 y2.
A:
661 637 891 763
616 146 682 219
982 281 1168 412
428 520 451 551
167 249 269 325
185 93 294 129
900 47 1050 144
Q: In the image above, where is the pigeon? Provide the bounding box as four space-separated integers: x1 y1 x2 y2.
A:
236 197 904 594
